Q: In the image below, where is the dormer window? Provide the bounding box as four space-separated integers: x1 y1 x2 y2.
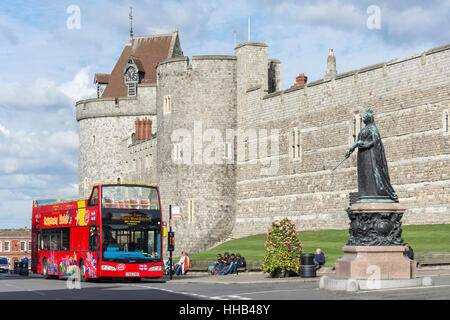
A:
93 73 110 98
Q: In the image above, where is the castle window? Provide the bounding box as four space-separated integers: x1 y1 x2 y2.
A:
83 177 89 195
173 142 182 161
91 135 96 146
0 241 2 252
351 113 362 143
164 95 172 114
289 127 301 160
188 199 195 223
444 109 449 135
223 142 232 161
20 241 26 252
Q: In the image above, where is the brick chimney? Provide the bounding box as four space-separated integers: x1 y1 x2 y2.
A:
135 118 144 142
145 118 152 139
142 117 152 140
139 119 145 142
294 73 308 87
134 119 140 142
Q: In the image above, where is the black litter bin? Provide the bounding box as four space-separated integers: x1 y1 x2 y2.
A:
299 253 316 278
20 262 29 276
14 262 20 274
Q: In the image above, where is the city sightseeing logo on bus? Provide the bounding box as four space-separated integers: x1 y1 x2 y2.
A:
43 212 71 226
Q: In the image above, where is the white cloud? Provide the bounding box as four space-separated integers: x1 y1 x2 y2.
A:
0 66 96 108
0 124 10 136
59 66 97 102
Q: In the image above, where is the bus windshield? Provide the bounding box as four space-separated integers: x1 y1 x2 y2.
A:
102 224 161 262
102 185 160 210
101 185 162 263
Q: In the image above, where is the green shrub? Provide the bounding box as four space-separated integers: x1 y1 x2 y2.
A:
261 218 302 274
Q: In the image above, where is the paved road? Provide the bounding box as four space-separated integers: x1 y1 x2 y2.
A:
1 269 450 300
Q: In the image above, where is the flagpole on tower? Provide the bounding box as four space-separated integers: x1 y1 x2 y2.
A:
248 16 250 41
129 6 134 39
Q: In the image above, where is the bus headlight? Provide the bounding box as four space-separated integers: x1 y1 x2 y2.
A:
148 266 162 271
101 265 117 271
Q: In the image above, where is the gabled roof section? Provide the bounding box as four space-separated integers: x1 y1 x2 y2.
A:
101 30 183 98
94 73 110 84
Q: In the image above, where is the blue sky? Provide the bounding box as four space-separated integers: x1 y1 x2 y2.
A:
0 0 449 228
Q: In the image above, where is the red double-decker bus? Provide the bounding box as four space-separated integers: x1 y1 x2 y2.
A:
31 182 164 282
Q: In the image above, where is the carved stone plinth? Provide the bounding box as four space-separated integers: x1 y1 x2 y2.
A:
346 202 406 246
335 245 416 280
335 202 416 280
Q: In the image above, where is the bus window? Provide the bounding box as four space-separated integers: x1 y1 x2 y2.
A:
61 228 70 251
88 187 99 206
89 226 98 252
49 229 61 251
41 230 49 250
149 189 159 209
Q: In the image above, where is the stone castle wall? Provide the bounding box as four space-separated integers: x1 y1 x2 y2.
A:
76 38 449 256
156 55 237 253
232 44 450 238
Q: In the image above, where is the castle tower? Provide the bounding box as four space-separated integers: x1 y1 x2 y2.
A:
268 59 281 93
235 42 269 113
156 55 237 254
76 31 181 197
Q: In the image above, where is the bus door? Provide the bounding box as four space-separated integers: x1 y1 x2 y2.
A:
87 224 99 278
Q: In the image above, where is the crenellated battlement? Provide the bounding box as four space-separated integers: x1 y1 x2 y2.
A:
157 55 237 76
76 84 157 121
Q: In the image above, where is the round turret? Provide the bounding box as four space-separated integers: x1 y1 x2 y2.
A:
156 55 237 254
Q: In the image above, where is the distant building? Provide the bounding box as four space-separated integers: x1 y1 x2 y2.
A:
0 229 32 270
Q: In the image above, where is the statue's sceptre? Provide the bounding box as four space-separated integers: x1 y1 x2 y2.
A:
331 154 349 171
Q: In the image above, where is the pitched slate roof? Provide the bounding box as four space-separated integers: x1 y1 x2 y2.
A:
101 31 182 98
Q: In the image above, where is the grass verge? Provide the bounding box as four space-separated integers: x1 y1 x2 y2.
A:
189 224 450 267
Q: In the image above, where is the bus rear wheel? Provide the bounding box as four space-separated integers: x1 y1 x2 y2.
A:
42 258 58 279
78 260 87 282
42 259 50 279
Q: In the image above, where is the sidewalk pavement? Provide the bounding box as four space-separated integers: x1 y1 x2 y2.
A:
161 272 325 285
160 267 450 285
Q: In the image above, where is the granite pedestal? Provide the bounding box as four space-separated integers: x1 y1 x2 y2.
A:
321 201 431 291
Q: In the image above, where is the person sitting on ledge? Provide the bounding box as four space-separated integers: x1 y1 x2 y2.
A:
404 243 414 260
314 248 326 270
219 253 238 275
236 253 246 269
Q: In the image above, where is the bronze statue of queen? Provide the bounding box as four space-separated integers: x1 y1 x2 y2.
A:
345 109 398 203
